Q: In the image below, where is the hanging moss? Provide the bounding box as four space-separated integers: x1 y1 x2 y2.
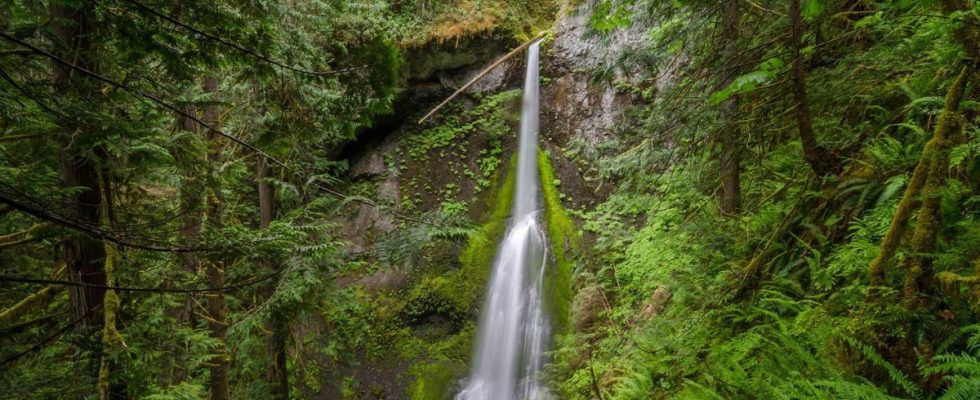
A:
97 171 124 400
538 148 578 333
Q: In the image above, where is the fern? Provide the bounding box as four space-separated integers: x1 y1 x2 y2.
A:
815 379 905 400
841 335 922 398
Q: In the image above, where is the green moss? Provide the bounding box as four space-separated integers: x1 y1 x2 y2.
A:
396 147 576 398
401 275 469 324
538 148 578 333
405 332 473 400
388 0 557 48
455 155 517 310
401 157 516 399
408 359 464 400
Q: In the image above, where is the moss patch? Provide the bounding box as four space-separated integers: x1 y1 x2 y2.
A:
456 155 517 307
538 148 578 334
408 359 464 400
402 157 516 400
389 0 558 48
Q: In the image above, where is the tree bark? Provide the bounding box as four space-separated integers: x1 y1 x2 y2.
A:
789 0 836 176
719 0 741 216
50 0 106 328
200 76 231 400
177 104 203 275
258 158 290 399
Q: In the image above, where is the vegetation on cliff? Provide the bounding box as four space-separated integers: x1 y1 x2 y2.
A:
552 1 980 399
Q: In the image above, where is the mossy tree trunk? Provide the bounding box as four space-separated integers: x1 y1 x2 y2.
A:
97 171 124 400
201 75 231 400
868 67 969 292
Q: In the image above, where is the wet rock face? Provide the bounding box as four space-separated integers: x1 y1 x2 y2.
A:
537 0 651 208
541 0 651 143
547 1 649 75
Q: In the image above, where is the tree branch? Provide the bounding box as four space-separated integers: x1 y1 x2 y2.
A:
0 272 278 293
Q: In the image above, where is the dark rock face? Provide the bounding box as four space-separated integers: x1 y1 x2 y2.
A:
537 1 652 209
400 33 521 88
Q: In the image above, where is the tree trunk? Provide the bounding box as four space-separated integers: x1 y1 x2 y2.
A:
718 0 741 216
258 157 290 398
201 76 231 400
97 172 124 400
206 259 230 400
789 0 836 176
177 104 203 276
172 103 204 385
253 76 289 397
902 66 969 306
50 0 106 328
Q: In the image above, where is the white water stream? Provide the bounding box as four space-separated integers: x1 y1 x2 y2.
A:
456 41 551 400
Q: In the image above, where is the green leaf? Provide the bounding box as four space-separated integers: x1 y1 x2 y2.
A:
802 0 824 20
708 58 784 105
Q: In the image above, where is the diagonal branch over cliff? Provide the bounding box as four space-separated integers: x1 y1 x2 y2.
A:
418 31 548 124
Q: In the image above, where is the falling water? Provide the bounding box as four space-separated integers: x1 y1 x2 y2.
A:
457 41 551 400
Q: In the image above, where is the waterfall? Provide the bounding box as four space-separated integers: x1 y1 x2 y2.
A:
457 41 551 400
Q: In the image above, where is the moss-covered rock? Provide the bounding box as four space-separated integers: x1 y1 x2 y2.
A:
538 147 579 334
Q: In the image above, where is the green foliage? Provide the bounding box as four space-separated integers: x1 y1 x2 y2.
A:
406 90 519 162
551 1 980 399
4 0 980 398
384 0 557 47
802 0 826 21
0 0 398 397
709 58 784 105
925 325 980 400
591 0 636 33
